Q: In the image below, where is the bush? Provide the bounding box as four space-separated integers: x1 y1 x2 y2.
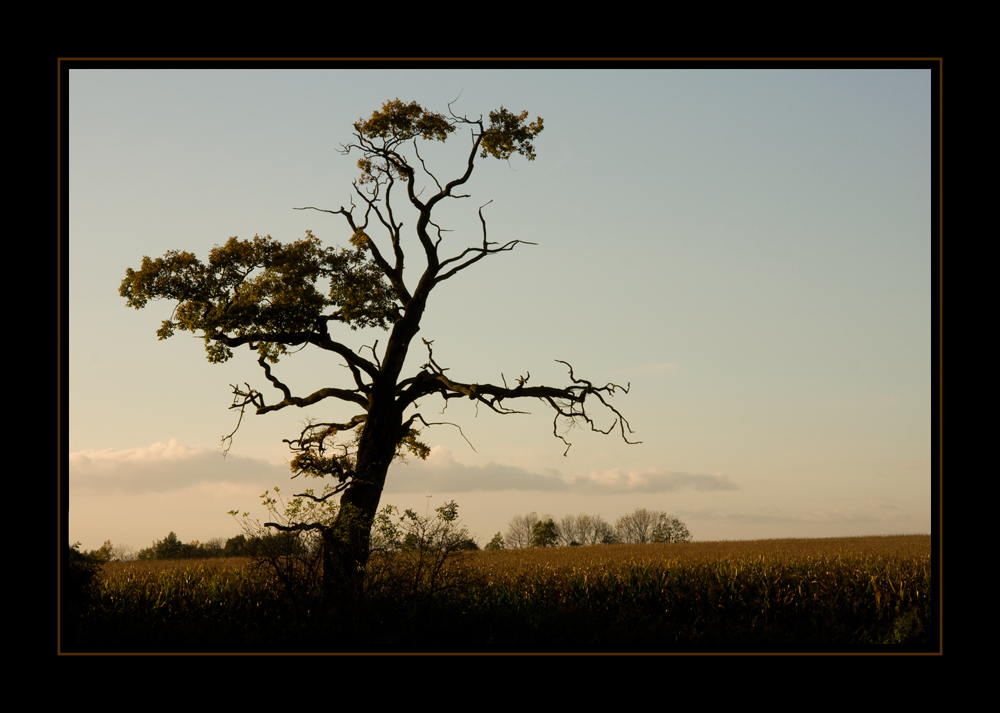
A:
62 542 102 650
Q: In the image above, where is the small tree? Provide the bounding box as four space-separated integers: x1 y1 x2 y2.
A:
505 512 540 549
111 542 136 562
652 514 692 543
366 500 475 602
223 534 249 557
531 518 560 548
230 487 329 614
485 532 505 550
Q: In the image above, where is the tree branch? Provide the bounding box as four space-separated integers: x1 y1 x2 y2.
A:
213 328 380 380
399 340 639 455
402 412 478 453
435 202 536 284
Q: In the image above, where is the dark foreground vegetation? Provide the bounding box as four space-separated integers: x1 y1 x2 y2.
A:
63 534 933 652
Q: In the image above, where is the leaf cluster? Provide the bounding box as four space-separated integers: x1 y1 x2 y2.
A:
353 99 455 184
531 518 560 548
480 107 544 162
355 98 455 146
120 232 399 363
348 99 544 185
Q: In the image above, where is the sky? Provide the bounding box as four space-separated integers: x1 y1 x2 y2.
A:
66 65 935 553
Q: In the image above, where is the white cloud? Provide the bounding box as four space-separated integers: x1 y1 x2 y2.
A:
567 467 739 493
70 439 288 495
386 446 738 494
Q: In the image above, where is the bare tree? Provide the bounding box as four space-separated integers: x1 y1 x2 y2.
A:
615 508 660 543
557 514 580 546
110 543 136 562
505 512 540 550
121 99 638 603
574 513 617 545
615 508 692 544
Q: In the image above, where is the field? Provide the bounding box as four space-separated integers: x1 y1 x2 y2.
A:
65 534 934 653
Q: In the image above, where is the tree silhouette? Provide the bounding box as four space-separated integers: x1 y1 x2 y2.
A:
121 98 638 603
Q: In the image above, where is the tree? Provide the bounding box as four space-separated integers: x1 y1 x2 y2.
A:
62 542 101 650
111 542 136 562
121 98 638 604
575 513 616 545
615 508 659 544
223 534 249 557
652 514 692 543
484 532 505 550
615 508 692 544
504 512 540 550
531 518 560 548
136 531 186 560
364 499 476 602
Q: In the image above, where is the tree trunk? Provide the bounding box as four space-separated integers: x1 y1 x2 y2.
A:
319 292 422 609
321 392 401 608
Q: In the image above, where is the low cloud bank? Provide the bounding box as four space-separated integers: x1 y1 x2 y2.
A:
70 439 286 495
70 442 738 497
387 446 738 494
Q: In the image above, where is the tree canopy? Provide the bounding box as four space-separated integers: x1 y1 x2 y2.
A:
121 97 637 602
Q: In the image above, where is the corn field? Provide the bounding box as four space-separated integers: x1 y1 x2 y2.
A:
66 535 934 652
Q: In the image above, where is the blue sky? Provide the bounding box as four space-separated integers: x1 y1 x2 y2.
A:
67 66 933 552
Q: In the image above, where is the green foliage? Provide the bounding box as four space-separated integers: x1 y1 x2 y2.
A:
228 486 328 611
485 532 505 550
652 515 692 544
120 232 399 364
356 99 455 145
480 107 544 162
135 532 232 560
353 99 455 184
387 500 471 554
366 500 477 604
223 534 249 557
531 518 560 548
350 99 543 184
79 539 115 563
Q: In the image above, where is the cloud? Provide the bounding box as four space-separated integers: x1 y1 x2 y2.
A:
385 446 568 493
71 441 739 497
386 446 738 494
567 468 739 493
70 439 287 495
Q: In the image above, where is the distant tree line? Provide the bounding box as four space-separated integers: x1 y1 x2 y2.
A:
489 508 692 550
79 501 481 564
75 533 292 562
77 506 687 562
